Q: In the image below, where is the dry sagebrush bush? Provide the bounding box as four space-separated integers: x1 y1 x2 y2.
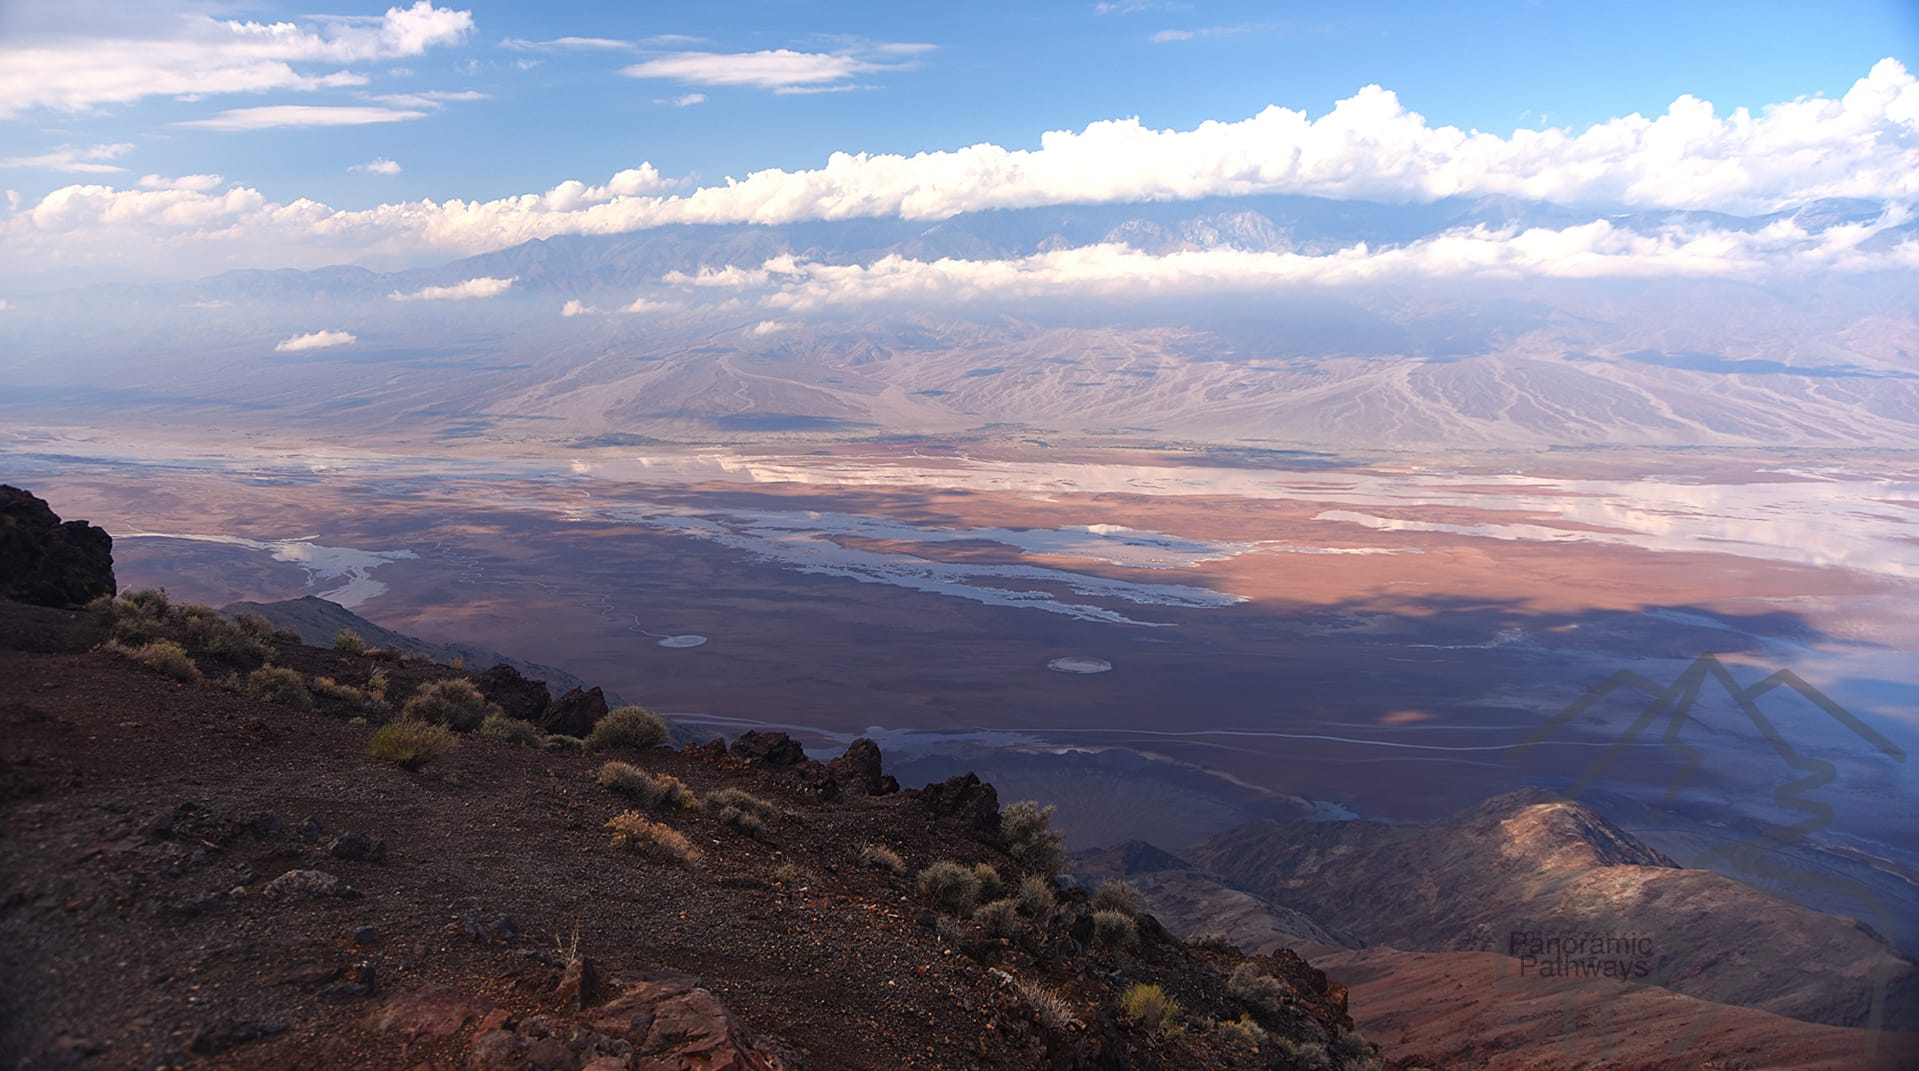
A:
974 897 1022 937
858 843 905 873
310 676 392 716
917 860 981 915
1015 874 1057 918
332 628 368 655
584 706 669 752
1092 909 1139 950
1000 800 1065 876
598 762 696 809
401 678 500 732
111 639 201 683
481 713 544 747
246 666 314 712
365 720 456 770
1016 979 1077 1033
1092 879 1140 917
1116 983 1181 1037
605 811 701 865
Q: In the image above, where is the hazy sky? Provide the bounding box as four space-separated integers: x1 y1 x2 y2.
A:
2 1 1917 279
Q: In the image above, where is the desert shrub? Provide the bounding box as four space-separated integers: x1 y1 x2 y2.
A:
311 675 391 716
113 639 201 683
401 678 499 732
1116 983 1180 1037
1015 874 1057 918
858 843 905 873
1092 909 1138 950
542 734 584 752
369 646 402 662
1092 879 1140 917
480 713 544 747
584 706 668 752
121 588 170 616
599 762 696 809
1332 1030 1378 1071
703 787 777 822
1270 1038 1332 1071
716 805 766 839
273 626 304 645
233 612 278 643
971 862 1004 901
1016 979 1076 1033
181 610 269 666
605 811 700 865
245 666 315 712
365 668 390 698
1187 932 1238 953
332 628 367 655
85 592 117 617
1213 1015 1269 1051
974 897 1022 937
366 720 455 770
1000 800 1065 876
772 862 818 887
918 859 982 915
1228 963 1286 1016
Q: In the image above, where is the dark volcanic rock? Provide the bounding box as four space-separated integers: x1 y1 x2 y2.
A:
476 663 551 722
827 737 898 796
914 773 1001 833
730 730 806 768
539 686 608 738
0 485 115 608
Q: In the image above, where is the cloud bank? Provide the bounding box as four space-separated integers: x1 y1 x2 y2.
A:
273 329 357 351
0 2 474 117
388 275 516 301
5 60 1917 275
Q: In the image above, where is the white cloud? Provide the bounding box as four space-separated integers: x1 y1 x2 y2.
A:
0 143 134 173
620 296 675 314
748 319 794 335
665 214 1919 310
0 299 9 311
138 173 223 190
561 299 592 316
179 105 429 131
388 275 516 301
620 44 926 91
7 62 1919 275
351 158 404 175
365 89 488 108
1150 25 1260 44
0 2 474 118
667 93 707 107
273 329 356 351
502 36 635 52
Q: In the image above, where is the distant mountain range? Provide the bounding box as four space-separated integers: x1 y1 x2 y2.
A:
4 193 1915 450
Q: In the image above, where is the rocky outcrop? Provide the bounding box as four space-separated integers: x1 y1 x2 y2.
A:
827 738 898 796
476 663 552 722
729 731 806 768
541 686 609 738
0 485 115 607
913 773 1001 833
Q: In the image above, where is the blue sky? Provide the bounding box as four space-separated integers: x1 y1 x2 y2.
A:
2 1 1917 280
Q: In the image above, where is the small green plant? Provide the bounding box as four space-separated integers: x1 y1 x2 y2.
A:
332 628 368 655
1331 1030 1379 1071
481 713 544 747
715 805 766 839
1000 800 1065 876
246 666 315 712
1116 983 1180 1037
917 860 982 915
1213 1015 1269 1051
598 762 696 809
233 612 278 644
1015 874 1057 918
542 734 584 752
1228 963 1286 1017
1092 879 1140 916
584 706 669 752
1092 909 1138 950
703 787 777 822
1270 1038 1332 1071
1187 932 1238 953
971 862 1003 901
974 897 1021 937
858 843 905 873
114 639 201 683
366 720 456 770
605 811 701 865
181 610 269 666
401 678 500 732
365 668 390 698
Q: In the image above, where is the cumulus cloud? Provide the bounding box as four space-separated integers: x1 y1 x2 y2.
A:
620 43 929 92
138 173 223 190
664 213 1919 310
388 275 516 301
6 61 1918 274
273 329 356 351
561 299 593 316
748 319 794 335
0 143 134 173
351 158 403 175
179 105 429 131
0 2 474 117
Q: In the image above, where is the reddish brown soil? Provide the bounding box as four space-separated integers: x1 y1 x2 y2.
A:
0 600 1369 1071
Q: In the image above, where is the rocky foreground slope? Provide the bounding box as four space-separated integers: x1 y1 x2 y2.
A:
0 588 1393 1071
